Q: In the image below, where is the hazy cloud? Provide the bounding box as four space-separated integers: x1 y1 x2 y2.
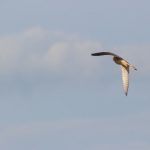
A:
0 27 103 79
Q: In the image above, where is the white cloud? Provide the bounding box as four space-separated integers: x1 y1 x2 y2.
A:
0 27 102 78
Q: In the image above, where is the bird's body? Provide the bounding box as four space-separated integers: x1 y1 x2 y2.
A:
91 52 137 96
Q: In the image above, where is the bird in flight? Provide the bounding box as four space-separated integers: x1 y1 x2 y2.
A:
91 52 137 96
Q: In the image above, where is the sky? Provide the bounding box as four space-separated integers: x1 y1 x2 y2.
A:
0 0 150 149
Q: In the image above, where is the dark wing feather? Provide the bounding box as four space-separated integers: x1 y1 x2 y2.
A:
91 52 122 59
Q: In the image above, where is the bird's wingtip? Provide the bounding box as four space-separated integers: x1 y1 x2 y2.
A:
125 92 128 96
91 53 99 56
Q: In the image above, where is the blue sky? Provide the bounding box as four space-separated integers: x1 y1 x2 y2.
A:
0 0 150 149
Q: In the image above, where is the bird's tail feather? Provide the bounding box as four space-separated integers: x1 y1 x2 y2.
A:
130 64 137 71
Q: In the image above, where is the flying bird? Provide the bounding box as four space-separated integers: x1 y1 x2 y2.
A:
91 52 137 96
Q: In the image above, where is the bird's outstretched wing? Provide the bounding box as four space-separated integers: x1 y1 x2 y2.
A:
91 52 123 59
121 65 129 96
